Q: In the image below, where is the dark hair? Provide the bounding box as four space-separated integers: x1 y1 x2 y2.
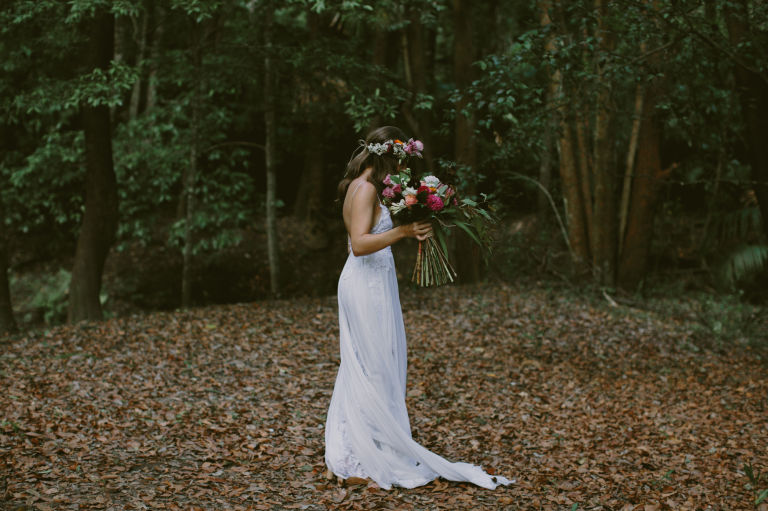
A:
337 126 408 201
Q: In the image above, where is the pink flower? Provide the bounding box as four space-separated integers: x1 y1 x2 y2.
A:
383 174 392 186
392 183 402 193
427 194 444 212
405 195 418 207
405 138 424 157
382 187 395 198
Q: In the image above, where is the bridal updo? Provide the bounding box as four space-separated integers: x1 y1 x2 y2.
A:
337 126 408 201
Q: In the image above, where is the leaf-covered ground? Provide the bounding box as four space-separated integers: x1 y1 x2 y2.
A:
1 283 766 510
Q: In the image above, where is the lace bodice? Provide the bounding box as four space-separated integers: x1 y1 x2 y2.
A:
370 203 393 234
345 204 394 272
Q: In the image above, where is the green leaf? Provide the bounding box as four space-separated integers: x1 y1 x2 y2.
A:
453 220 481 246
433 225 450 259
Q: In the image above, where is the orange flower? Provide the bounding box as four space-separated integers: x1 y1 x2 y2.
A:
394 139 403 145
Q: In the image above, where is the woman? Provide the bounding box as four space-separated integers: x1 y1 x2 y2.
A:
324 126 512 490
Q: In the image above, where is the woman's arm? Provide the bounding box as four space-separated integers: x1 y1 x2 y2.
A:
347 181 431 257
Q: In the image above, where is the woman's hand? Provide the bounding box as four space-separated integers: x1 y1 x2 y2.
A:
405 220 433 241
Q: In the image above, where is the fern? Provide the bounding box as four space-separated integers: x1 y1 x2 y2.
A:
714 206 762 242
719 244 768 288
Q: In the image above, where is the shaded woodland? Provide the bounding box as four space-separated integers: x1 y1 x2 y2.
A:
2 2 768 509
1 0 767 333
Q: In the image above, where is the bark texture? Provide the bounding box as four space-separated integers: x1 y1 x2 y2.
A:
264 2 280 296
617 85 668 289
68 9 119 323
293 121 328 250
0 122 17 335
0 189 17 335
402 5 435 171
542 1 590 269
453 0 481 283
590 0 617 285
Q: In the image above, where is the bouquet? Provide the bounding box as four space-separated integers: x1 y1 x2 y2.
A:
381 168 493 287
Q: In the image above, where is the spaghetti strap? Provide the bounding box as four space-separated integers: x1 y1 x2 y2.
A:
348 181 363 200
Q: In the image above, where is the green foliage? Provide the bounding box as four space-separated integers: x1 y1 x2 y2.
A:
12 268 71 325
2 0 768 313
345 85 406 133
717 245 768 290
169 0 223 22
744 461 768 505
716 206 763 242
691 292 766 347
2 129 85 238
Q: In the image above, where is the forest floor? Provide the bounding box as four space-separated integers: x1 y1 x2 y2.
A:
1 282 767 510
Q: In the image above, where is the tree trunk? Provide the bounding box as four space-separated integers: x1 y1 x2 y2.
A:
181 100 198 307
616 0 672 290
146 3 162 112
129 9 148 120
0 122 17 335
558 113 591 268
725 1 768 241
368 27 398 132
573 110 594 245
542 0 590 269
264 2 280 296
453 0 481 283
590 0 617 285
181 24 206 308
618 82 646 255
537 102 554 218
0 189 17 335
68 9 118 323
402 5 435 171
291 11 328 250
617 85 669 289
538 2 557 218
293 121 328 250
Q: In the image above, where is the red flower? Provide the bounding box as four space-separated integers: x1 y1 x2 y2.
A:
427 194 444 212
417 185 430 194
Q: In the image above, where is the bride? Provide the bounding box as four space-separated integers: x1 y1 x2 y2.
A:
324 126 513 490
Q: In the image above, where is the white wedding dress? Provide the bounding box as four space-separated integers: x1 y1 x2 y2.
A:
324 202 513 490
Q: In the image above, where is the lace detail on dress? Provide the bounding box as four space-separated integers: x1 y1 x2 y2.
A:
331 418 367 479
344 204 394 274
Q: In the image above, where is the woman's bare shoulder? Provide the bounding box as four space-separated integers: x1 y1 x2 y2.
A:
348 179 376 202
352 178 375 193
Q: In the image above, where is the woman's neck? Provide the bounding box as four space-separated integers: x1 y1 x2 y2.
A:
359 167 373 180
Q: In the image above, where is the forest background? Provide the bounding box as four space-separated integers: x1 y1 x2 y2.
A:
1 0 767 340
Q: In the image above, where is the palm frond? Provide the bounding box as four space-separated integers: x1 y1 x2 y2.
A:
719 244 768 288
714 206 762 242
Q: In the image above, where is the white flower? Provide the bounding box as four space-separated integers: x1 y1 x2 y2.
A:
367 142 388 155
403 187 417 196
390 199 407 214
422 175 441 188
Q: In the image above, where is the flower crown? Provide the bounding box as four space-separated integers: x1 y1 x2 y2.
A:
366 138 424 161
